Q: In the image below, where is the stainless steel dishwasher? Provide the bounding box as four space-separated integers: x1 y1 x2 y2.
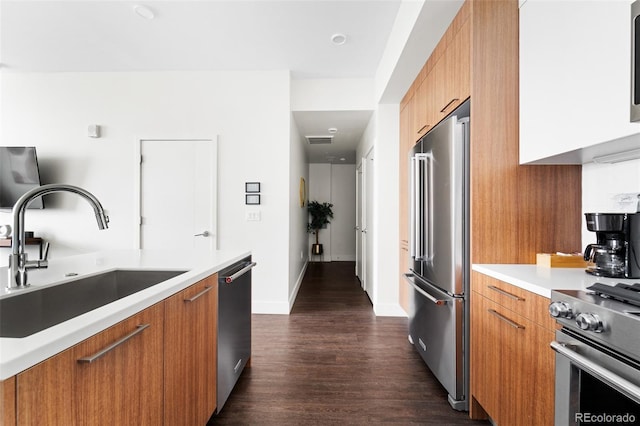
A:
216 257 255 413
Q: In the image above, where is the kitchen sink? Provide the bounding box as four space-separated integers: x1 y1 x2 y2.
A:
0 269 187 338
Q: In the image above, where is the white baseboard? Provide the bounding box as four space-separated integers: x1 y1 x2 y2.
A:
288 260 308 312
252 260 309 315
373 303 409 317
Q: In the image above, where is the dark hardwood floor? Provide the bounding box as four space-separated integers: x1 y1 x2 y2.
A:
211 261 488 425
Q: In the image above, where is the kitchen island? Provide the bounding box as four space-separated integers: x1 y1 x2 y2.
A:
0 248 250 425
0 249 249 379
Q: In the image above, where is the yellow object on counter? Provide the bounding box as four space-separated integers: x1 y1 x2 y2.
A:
536 253 589 268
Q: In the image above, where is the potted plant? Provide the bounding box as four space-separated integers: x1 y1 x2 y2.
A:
307 200 334 255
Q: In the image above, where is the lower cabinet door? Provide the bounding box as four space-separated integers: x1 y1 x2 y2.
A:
164 275 218 426
17 303 164 426
471 292 555 426
74 303 165 426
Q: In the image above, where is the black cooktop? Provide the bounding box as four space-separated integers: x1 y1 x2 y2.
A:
587 282 640 307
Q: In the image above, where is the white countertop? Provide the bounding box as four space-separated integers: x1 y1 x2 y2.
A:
0 249 250 380
472 264 639 298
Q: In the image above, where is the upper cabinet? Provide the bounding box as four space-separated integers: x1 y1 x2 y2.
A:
434 19 471 122
404 11 471 146
519 0 640 164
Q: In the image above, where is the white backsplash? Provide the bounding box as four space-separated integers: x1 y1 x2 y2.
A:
582 158 640 247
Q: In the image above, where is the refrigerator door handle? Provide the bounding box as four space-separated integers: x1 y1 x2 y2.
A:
411 153 430 261
404 273 448 306
425 153 433 261
410 155 416 258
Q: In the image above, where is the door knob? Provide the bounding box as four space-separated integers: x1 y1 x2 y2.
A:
194 231 210 237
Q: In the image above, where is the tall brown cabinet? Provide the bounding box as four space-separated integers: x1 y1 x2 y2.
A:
398 0 582 423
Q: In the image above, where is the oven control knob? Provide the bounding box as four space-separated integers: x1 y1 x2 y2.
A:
548 302 573 318
576 313 604 333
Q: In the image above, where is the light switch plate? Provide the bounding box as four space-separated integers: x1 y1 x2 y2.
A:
246 211 261 221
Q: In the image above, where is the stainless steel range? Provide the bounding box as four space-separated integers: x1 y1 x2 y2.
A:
549 282 640 426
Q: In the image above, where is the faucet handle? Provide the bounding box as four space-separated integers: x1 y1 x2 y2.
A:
42 241 50 261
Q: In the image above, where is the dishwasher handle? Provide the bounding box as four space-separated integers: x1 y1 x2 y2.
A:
223 262 257 284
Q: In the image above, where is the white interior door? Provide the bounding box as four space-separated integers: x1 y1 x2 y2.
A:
355 163 363 281
364 149 374 301
138 139 217 253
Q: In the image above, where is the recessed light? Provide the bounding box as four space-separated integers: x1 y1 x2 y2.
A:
331 33 347 46
340 158 346 161
328 127 338 134
133 5 155 20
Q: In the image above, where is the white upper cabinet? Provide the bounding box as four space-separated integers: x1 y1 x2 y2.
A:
520 0 640 164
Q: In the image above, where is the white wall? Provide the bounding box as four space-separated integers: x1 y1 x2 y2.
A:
306 163 356 263
375 0 463 103
288 111 309 308
0 70 293 314
355 106 404 317
291 78 375 111
582 159 640 246
308 163 332 261
372 104 402 316
330 164 356 261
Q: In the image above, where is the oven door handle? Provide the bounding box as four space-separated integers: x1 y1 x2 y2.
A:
551 341 640 403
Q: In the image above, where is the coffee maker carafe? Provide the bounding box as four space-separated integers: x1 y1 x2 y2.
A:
584 212 640 278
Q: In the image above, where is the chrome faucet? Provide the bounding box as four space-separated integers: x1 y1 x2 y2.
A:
7 184 109 289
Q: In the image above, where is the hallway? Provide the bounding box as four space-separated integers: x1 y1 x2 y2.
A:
211 261 487 425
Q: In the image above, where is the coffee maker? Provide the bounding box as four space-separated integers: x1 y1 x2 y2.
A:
584 212 640 278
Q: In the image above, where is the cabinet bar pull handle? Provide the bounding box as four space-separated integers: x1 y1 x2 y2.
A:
487 285 524 301
184 285 212 303
440 98 460 113
417 124 429 134
78 324 150 364
488 309 525 330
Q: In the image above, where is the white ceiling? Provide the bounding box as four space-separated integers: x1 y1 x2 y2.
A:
0 0 403 163
0 1 401 77
293 110 373 163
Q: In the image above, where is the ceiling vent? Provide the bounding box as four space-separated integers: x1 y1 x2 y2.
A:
306 135 333 145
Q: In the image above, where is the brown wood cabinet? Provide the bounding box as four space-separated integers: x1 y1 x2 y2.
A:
470 272 555 425
1 377 16 426
404 12 471 147
6 274 220 426
16 302 164 426
434 18 470 121
164 274 218 426
397 0 581 322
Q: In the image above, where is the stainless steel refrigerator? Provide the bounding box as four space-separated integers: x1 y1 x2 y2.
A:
404 100 469 411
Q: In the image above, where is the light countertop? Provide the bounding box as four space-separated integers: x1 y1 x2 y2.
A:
472 264 639 298
0 249 250 380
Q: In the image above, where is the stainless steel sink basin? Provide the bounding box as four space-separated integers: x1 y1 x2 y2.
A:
0 269 187 338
